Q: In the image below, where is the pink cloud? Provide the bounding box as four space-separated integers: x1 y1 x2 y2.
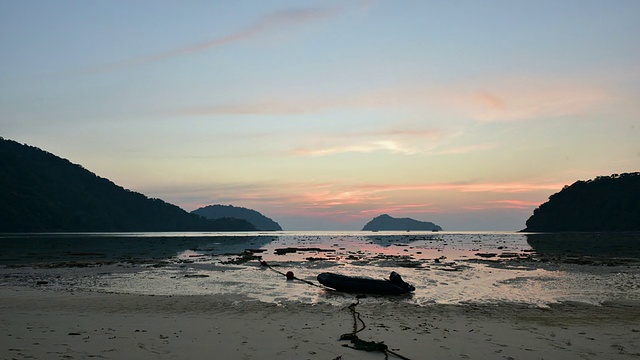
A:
360 181 563 194
489 200 542 208
172 75 611 126
474 91 506 110
462 200 543 211
468 80 610 122
194 180 561 208
358 204 443 217
171 178 562 226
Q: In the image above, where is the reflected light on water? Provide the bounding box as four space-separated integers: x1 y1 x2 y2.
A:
1 231 639 307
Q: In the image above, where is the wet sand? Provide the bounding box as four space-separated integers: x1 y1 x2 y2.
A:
2 286 640 360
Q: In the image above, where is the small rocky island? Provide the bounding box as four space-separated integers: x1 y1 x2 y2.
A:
191 204 282 231
362 214 442 231
523 172 640 232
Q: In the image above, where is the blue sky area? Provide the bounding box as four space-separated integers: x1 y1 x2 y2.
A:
1 1 639 230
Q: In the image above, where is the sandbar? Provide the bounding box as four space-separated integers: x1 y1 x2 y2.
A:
2 286 640 359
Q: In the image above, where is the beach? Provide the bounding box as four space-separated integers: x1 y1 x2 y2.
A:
2 232 640 359
2 286 640 360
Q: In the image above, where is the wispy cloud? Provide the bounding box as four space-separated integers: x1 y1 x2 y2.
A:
474 91 506 110
361 182 564 194
293 140 419 157
357 204 441 216
148 176 559 229
169 179 561 212
286 126 445 157
83 7 340 73
463 199 543 211
431 143 494 155
174 76 611 125
488 199 543 209
290 138 491 158
468 78 610 122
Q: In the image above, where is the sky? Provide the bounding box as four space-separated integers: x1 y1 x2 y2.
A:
1 1 639 231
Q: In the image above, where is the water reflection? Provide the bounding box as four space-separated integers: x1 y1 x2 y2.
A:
0 233 277 265
365 234 439 247
526 232 640 259
3 232 640 305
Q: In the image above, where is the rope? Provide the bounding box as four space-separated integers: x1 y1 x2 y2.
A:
340 298 412 360
258 260 411 360
260 260 324 288
292 275 323 288
350 298 366 334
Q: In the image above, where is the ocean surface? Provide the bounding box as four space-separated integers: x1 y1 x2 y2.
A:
1 231 639 307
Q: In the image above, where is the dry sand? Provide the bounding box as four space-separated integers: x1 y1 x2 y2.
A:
2 286 640 360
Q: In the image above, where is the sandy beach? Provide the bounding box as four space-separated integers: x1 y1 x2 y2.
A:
2 286 639 360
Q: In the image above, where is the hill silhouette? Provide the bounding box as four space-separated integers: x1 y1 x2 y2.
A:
523 172 640 232
0 137 255 232
362 214 442 231
192 205 282 231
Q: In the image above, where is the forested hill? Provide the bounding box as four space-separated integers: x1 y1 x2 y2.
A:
523 173 640 232
362 214 442 231
0 138 255 232
192 205 282 231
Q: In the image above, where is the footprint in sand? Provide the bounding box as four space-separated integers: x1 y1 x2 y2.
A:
610 343 626 353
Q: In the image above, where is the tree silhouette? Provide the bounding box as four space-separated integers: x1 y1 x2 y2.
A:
0 137 255 232
524 173 640 232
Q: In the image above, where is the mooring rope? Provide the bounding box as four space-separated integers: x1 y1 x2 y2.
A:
260 260 324 288
258 260 411 360
340 297 412 360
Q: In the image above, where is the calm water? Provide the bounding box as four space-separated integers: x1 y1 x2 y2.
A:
1 231 639 307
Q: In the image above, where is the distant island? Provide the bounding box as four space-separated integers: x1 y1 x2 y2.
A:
0 137 255 232
362 214 442 231
192 204 282 231
523 173 640 232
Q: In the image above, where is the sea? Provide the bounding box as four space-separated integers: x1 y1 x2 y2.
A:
1 231 639 307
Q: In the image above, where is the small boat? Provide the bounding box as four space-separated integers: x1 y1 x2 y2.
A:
317 271 415 295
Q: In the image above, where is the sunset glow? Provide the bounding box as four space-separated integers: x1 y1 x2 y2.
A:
1 1 638 230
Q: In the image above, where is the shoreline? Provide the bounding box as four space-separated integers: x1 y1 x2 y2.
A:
2 286 640 359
